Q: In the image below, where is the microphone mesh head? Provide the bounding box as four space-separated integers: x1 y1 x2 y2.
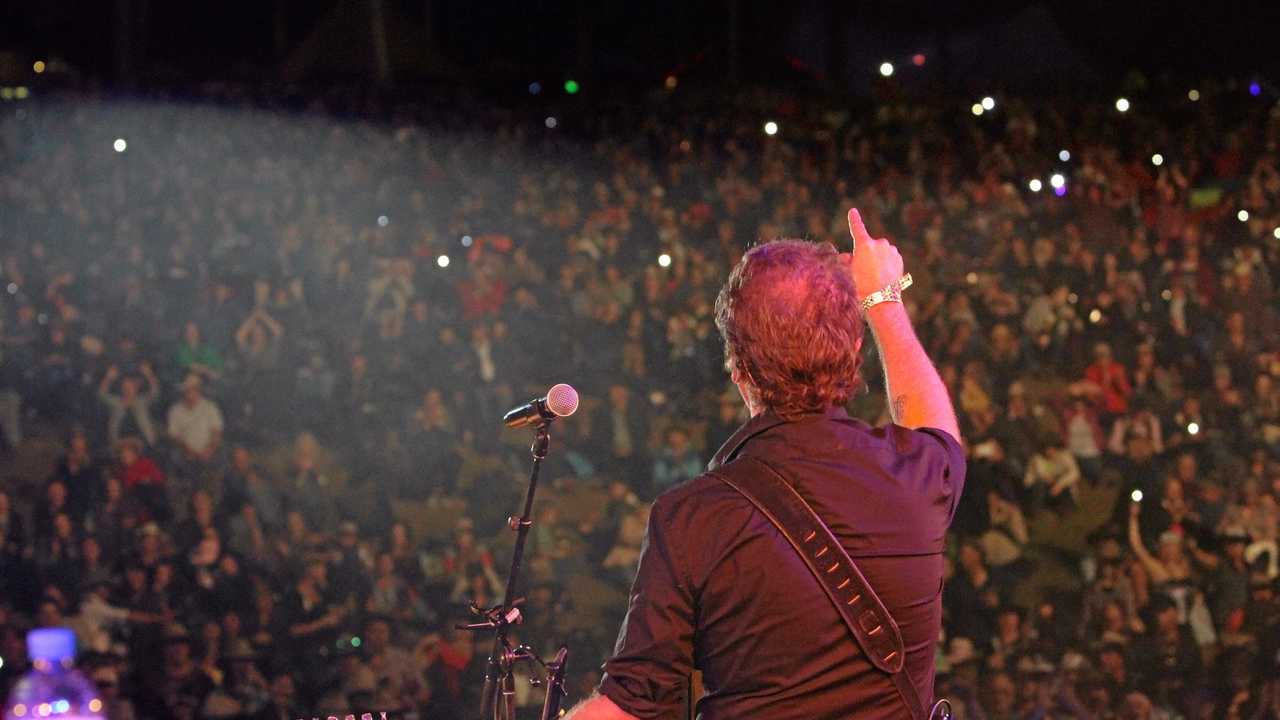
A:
546 383 579 417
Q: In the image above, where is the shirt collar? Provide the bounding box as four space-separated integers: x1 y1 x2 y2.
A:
707 405 850 471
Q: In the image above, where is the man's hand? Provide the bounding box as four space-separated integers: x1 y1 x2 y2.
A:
844 208 904 302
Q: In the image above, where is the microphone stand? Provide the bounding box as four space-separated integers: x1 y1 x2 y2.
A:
468 422 570 720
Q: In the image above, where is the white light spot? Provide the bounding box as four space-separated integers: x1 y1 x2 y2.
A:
1187 422 1200 436
1115 97 1130 113
658 253 672 268
544 116 557 129
1273 227 1280 239
461 235 473 247
376 215 389 227
436 255 450 268
6 283 16 294
1151 153 1164 166
1131 489 1144 503
113 138 127 153
33 60 46 74
1028 179 1043 192
981 96 995 111
1237 209 1250 222
1088 308 1102 323
879 62 894 77
1188 89 1200 102
1067 293 1079 304
1059 149 1071 162
971 103 984 116
1161 289 1172 301
1050 173 1066 189
763 120 778 136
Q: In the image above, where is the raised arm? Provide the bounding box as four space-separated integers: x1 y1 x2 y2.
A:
846 209 960 443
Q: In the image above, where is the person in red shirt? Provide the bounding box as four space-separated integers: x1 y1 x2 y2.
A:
1083 342 1132 418
118 436 168 522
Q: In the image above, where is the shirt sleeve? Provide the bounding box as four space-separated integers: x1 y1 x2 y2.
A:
599 494 696 719
917 426 967 524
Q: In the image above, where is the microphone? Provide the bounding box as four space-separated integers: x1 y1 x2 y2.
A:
503 384 579 428
540 645 570 720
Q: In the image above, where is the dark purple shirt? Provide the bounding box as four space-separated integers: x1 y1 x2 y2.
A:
600 407 965 719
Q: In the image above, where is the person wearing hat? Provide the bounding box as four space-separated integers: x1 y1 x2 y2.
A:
132 623 215 720
200 638 269 719
90 666 138 720
1209 526 1254 628
166 371 224 467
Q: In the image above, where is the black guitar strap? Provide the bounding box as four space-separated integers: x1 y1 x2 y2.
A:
709 455 930 720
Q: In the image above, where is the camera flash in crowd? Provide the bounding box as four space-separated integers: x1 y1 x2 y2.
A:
33 60 46 74
1049 173 1065 190
1028 179 1043 193
1131 489 1143 503
436 254 450 268
971 103 984 117
763 120 778 136
1058 149 1071 162
658 253 672 268
545 116 558 129
879 62 894 77
377 215 389 227
113 138 127 153
1151 153 1164 166
1089 309 1102 323
1273 227 1280 239
528 82 542 95
1249 82 1261 97
981 96 995 111
1187 422 1200 435
1188 88 1200 101
461 235 473 247
1115 97 1130 113
1237 209 1249 222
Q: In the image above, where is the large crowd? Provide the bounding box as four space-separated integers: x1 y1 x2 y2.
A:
0 78 1278 719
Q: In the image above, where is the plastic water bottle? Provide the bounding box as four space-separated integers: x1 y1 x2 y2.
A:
3 628 106 720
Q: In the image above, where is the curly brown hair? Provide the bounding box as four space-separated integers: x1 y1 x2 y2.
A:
714 239 865 420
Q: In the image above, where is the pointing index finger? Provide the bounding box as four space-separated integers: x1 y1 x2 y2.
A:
847 208 872 253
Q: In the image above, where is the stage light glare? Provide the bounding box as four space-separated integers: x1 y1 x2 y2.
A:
1151 153 1164 166
1249 82 1261 97
113 138 127 153
33 60 46 74
1237 209 1250 222
912 54 926 66
564 79 580 95
970 103 984 116
1273 227 1280 239
14 87 29 100
1089 309 1102 323
1188 88 1200 101
879 62 894 77
1131 489 1144 503
1049 173 1066 189
658 253 672 268
763 121 778 136
437 255 450 268
1028 179 1043 192
1054 185 1067 197
1187 422 1200 435
981 96 995 111
1059 149 1071 162
1115 97 1130 112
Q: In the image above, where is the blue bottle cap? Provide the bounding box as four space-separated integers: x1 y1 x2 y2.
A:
27 628 76 662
